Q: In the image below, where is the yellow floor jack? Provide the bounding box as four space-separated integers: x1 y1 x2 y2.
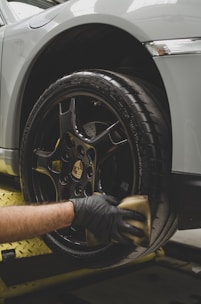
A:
0 185 162 303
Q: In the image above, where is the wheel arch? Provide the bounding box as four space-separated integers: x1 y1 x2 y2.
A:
20 23 171 141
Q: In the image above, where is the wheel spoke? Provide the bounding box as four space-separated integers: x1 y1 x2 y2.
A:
34 149 53 175
59 97 77 137
91 121 128 163
33 149 63 200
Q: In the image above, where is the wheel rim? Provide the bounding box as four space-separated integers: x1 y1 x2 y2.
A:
29 92 138 253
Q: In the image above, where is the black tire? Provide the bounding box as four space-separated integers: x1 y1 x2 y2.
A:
20 70 177 267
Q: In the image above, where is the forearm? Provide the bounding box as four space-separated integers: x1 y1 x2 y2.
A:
0 202 75 243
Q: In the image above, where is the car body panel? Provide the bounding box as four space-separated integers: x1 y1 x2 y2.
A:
154 54 201 174
27 0 201 43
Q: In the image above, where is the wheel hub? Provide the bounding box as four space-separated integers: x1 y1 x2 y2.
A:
55 131 97 199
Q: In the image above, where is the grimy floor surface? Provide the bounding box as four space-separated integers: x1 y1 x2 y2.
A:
4 239 201 304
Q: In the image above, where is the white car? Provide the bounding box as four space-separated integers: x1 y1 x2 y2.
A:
0 0 200 267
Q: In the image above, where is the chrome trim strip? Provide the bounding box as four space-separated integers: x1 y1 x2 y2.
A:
144 38 201 56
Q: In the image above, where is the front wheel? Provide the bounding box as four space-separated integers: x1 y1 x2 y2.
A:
20 70 177 267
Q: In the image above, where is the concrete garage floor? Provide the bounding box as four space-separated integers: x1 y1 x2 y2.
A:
7 259 201 304
4 229 201 304
70 262 201 304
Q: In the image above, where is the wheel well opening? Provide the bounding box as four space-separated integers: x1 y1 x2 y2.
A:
20 23 169 138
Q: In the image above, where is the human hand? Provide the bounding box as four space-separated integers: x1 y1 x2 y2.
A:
70 194 146 244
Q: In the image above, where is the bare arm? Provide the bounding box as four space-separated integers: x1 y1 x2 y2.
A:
0 194 148 245
0 201 75 243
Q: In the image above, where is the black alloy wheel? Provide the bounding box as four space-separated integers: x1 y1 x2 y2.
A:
20 70 177 267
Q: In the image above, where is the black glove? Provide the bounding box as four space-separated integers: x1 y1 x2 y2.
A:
70 194 145 244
